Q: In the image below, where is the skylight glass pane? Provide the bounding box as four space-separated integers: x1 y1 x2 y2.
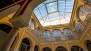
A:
48 13 60 20
33 9 42 20
33 0 74 26
60 19 69 24
58 1 65 12
65 13 71 21
43 21 51 26
46 2 57 13
50 20 61 25
39 20 45 25
37 3 44 8
39 5 47 17
66 1 74 12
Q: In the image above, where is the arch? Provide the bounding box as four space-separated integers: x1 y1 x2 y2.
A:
52 29 61 32
36 27 40 38
63 28 76 40
84 40 91 51
19 38 32 51
0 22 13 27
52 29 62 40
42 30 51 41
76 5 82 21
77 4 91 25
29 19 35 30
74 21 84 35
34 45 40 51
55 46 67 51
42 47 52 51
71 45 84 51
84 0 91 3
0 23 12 46
0 23 12 34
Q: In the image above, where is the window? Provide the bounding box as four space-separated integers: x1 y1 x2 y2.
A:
71 46 84 51
52 29 62 40
64 28 76 40
85 0 91 3
78 5 91 25
74 21 84 35
42 30 51 41
29 19 35 30
42 47 52 51
56 46 67 51
36 27 40 38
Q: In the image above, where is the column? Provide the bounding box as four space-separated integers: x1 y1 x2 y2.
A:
62 32 66 40
50 30 53 41
66 43 70 51
0 26 19 51
79 47 81 51
40 33 43 41
73 29 78 39
52 44 54 51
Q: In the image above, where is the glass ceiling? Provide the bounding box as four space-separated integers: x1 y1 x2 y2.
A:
33 0 74 26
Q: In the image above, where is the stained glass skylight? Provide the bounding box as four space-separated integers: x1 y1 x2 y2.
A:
33 0 74 26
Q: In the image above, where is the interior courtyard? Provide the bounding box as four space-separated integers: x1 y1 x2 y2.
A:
0 0 91 51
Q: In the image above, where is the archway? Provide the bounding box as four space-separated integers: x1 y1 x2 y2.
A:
42 47 52 51
55 46 67 51
71 46 84 51
0 23 12 45
34 45 39 51
19 38 31 51
85 40 91 51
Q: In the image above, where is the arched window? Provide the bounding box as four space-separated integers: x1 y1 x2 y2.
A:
74 21 84 35
85 0 91 3
63 28 76 40
55 46 67 51
84 40 91 51
36 27 40 38
78 5 91 25
42 30 51 42
29 19 35 30
19 38 31 51
34 45 39 51
71 46 84 51
52 29 62 40
42 47 52 51
0 24 12 34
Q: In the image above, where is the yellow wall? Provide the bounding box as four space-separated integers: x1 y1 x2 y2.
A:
0 0 91 51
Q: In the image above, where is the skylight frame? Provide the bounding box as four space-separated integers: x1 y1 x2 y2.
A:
33 0 74 26
44 1 58 15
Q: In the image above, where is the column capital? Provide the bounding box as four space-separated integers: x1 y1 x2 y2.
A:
9 15 29 28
